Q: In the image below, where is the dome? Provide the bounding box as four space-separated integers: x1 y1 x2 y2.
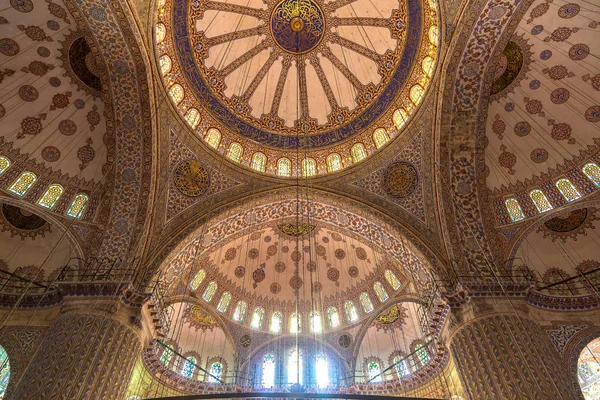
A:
154 0 440 176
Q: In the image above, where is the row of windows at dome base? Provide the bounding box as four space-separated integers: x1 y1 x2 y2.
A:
159 346 225 383
366 345 430 383
189 269 402 332
505 164 600 223
0 157 88 218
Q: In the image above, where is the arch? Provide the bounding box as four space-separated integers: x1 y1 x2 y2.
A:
0 156 10 176
505 198 525 222
326 153 342 172
327 306 340 328
413 342 430 367
315 353 329 388
168 84 184 104
345 301 358 323
270 312 283 333
566 328 600 399
8 172 37 197
302 158 316 176
422 56 435 77
530 189 553 213
393 109 409 130
410 84 425 105
159 54 171 74
181 356 196 378
250 307 264 329
385 269 402 290
556 179 582 202
428 25 439 46
351 144 367 163
277 158 291 177
372 129 389 149
583 163 600 187
202 282 217 302
184 108 201 129
287 348 303 384
374 281 389 303
155 23 166 43
208 360 223 383
393 354 409 378
37 184 64 209
205 128 221 149
262 353 276 388
66 194 89 218
216 292 231 313
366 358 383 383
227 143 243 162
232 300 247 322
290 313 301 333
189 270 205 290
252 152 266 172
309 311 322 333
359 293 374 314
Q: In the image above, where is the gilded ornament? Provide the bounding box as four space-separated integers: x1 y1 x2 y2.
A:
382 162 418 198
173 160 210 197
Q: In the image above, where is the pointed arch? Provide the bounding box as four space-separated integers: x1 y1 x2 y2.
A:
345 301 358 322
232 300 247 322
277 158 291 177
252 152 266 172
189 270 206 290
205 128 221 149
216 292 231 313
0 156 10 176
385 270 402 290
583 163 600 187
302 158 316 176
9 172 37 196
227 143 243 162
556 179 581 202
66 194 89 218
202 281 217 302
270 312 282 333
529 189 553 213
374 282 389 302
327 306 340 328
309 311 322 333
504 198 525 222
38 184 64 209
360 293 374 314
326 153 342 172
290 312 301 333
372 129 389 149
250 307 265 329
351 143 366 163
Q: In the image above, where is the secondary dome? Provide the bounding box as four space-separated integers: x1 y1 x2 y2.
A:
154 0 440 176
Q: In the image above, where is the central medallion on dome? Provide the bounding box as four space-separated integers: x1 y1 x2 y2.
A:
270 0 325 54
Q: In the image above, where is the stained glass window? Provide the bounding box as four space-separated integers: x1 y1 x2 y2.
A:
252 152 266 172
368 361 382 383
290 312 301 333
227 143 243 162
316 354 329 388
160 345 174 365
209 362 222 383
216 292 231 313
277 158 291 177
327 306 340 328
288 348 303 385
159 55 171 75
373 129 389 149
251 307 264 329
345 301 358 323
185 108 201 129
189 270 206 290
309 311 322 333
394 356 408 378
182 357 196 378
302 158 316 177
9 171 37 196
169 84 184 104
0 345 9 398
270 311 282 333
232 300 247 322
583 163 600 187
504 198 525 222
556 178 581 202
385 270 402 290
422 56 434 77
66 193 89 218
326 153 342 172
360 293 374 314
38 184 63 209
374 282 389 302
262 354 275 388
530 189 553 213
155 23 166 43
429 26 439 46
202 281 217 302
0 156 10 176
410 85 424 105
205 128 221 149
351 144 367 163
415 344 429 366
393 109 409 130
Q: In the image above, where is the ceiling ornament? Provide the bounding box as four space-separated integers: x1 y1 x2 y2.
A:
184 304 218 331
382 161 418 198
173 160 211 197
537 207 599 242
0 204 51 240
489 34 533 101
277 222 315 237
373 304 408 332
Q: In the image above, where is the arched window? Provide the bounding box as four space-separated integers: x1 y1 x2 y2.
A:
326 153 342 172
169 84 184 104
385 270 402 290
315 354 329 388
277 158 291 177
374 282 389 302
0 345 9 398
227 143 243 162
189 269 205 290
393 109 409 130
66 193 89 218
216 292 231 313
530 189 553 213
38 184 64 209
583 163 600 187
205 128 221 149
232 300 247 322
9 171 37 196
373 129 389 149
505 198 525 222
345 301 358 322
288 348 303 385
302 158 316 176
290 312 301 333
202 281 217 302
0 156 10 175
270 311 282 333
208 361 222 383
185 108 201 129
327 306 340 328
410 85 424 105
159 54 171 74
160 345 174 365
250 307 264 329
309 311 322 333
252 152 266 172
415 343 429 366
155 23 166 43
394 355 409 378
367 360 382 383
556 178 581 202
351 144 366 163
360 293 374 314
577 337 600 399
262 354 276 388
429 25 439 46
422 56 435 77
182 357 196 378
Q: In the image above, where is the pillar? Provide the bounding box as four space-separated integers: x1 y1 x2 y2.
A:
450 313 576 399
12 299 141 400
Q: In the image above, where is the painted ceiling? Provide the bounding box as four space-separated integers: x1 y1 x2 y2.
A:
484 0 599 193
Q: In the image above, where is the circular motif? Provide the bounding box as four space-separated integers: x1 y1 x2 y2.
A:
18 85 38 102
37 46 50 57
47 20 60 31
250 231 262 240
327 267 340 282
531 25 543 35
551 122 572 141
173 160 210 197
330 232 342 242
321 236 329 243
267 244 278 257
306 261 317 272
540 50 552 60
49 77 61 87
281 246 289 253
224 247 237 261
234 265 246 278
290 250 301 262
558 3 580 18
529 80 541 90
253 268 266 283
339 334 351 348
334 248 346 260
546 65 570 80
41 146 61 162
10 0 33 12
585 106 600 123
525 98 542 114
270 282 281 294
514 121 531 137
289 275 303 289
382 162 418 198
569 43 589 61
0 38 19 56
530 148 548 163
504 102 515 112
270 0 325 54
275 261 286 273
355 247 367 260
544 208 587 232
348 266 359 278
240 335 251 347
58 119 77 136
248 248 260 259
551 88 569 104
264 235 272 242
2 204 47 230
312 282 322 293
492 119 506 134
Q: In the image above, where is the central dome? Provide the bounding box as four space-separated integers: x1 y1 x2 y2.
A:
154 0 440 176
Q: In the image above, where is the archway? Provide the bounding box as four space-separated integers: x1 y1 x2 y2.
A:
578 337 600 399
